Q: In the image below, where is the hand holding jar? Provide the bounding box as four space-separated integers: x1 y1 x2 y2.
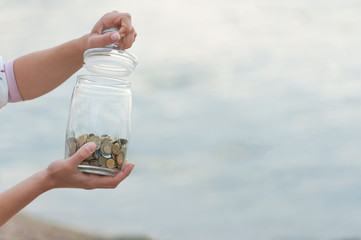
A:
47 142 134 189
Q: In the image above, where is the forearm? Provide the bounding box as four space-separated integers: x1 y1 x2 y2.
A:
0 169 51 226
14 34 89 100
11 11 136 101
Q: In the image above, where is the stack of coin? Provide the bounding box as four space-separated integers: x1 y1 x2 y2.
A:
66 134 128 170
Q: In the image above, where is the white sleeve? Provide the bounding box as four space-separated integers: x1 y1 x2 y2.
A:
0 56 9 109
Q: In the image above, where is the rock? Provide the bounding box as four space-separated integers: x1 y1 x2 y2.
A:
0 214 152 240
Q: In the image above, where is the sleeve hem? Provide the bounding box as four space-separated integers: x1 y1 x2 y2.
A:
4 59 23 103
0 56 9 108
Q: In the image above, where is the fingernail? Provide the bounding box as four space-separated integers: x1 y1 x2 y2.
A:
85 142 96 152
111 32 120 41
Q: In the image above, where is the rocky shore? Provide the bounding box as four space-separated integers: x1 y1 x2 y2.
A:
0 214 152 240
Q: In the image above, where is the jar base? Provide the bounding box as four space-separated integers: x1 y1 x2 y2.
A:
78 165 119 176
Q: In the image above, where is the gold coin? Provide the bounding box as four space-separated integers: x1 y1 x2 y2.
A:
116 152 124 165
80 161 89 165
89 159 98 166
112 142 121 155
86 153 94 160
101 141 112 155
98 156 108 166
101 136 112 142
77 134 88 148
69 141 77 156
88 135 101 150
106 158 116 169
67 137 77 145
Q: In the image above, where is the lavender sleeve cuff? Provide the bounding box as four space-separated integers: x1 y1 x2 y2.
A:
4 59 23 102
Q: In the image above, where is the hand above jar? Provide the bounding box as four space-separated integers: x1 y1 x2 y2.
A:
87 10 137 50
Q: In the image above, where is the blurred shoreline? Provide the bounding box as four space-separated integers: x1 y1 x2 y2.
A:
0 214 152 240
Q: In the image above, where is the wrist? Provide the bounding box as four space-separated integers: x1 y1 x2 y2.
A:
79 33 91 54
35 169 55 192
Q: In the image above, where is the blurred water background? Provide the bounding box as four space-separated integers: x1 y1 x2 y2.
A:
1 0 361 239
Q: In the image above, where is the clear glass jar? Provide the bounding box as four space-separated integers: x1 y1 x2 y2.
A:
65 30 137 176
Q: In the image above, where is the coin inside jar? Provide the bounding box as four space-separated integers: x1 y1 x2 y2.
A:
101 141 113 155
112 142 121 155
68 141 77 156
67 134 128 171
93 150 100 160
106 158 116 169
77 134 88 148
98 156 108 166
116 152 124 165
67 136 77 145
88 135 101 150
101 135 112 142
89 159 99 166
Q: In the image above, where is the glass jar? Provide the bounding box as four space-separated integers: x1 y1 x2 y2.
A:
64 29 137 176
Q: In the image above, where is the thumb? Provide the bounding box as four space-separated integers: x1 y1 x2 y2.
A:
90 32 124 48
68 142 96 166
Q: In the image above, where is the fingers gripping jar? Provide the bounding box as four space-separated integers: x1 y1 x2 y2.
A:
65 29 137 176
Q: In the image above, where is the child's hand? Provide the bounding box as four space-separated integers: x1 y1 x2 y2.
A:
45 142 135 190
86 11 137 50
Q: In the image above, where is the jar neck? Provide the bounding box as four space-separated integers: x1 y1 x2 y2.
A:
77 75 131 88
